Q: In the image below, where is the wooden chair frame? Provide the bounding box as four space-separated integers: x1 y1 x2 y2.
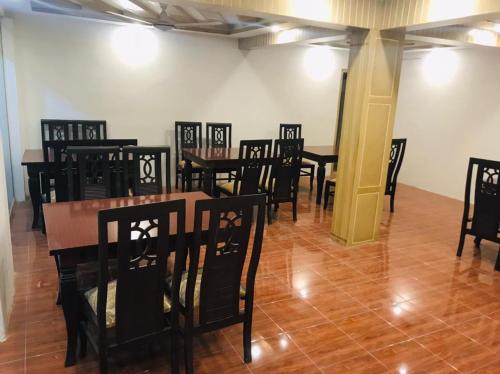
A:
175 122 203 191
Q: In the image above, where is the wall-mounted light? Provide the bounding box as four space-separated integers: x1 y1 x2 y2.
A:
422 48 459 86
270 25 281 33
111 25 158 67
303 46 335 81
468 28 497 46
291 0 329 22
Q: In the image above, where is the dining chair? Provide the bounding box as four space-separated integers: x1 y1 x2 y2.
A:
323 138 407 211
456 157 500 271
263 138 303 224
77 199 186 373
206 123 235 189
123 146 171 196
175 121 203 191
279 124 315 191
168 194 266 373
215 139 272 197
66 146 121 201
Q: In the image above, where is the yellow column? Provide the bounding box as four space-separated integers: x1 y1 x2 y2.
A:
332 29 405 245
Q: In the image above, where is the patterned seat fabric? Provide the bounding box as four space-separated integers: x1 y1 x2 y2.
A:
216 181 239 195
178 160 202 169
84 280 172 328
301 159 314 165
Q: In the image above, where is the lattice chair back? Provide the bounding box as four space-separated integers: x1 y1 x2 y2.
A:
234 140 272 195
206 123 232 148
97 200 185 344
66 146 121 201
174 121 202 166
41 119 107 141
279 124 302 140
385 138 407 195
270 138 304 201
173 194 265 330
123 146 171 196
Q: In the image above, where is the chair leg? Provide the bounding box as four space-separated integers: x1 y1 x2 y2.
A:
243 317 252 363
184 333 194 374
310 167 314 192
390 193 395 213
170 332 180 374
267 202 273 225
181 171 186 192
474 236 482 248
175 171 179 190
274 203 279 212
495 248 500 271
456 232 466 257
197 172 202 189
79 327 87 359
323 186 330 210
98 347 108 374
292 199 298 221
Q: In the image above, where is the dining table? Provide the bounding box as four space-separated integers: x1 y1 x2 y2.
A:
182 145 339 204
43 191 211 367
21 139 138 230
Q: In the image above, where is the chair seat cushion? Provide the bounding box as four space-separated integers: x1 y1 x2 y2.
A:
301 159 315 166
217 181 239 195
178 160 202 169
84 280 172 328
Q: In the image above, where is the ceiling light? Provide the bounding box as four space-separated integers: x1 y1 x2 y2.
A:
468 28 497 46
270 25 281 33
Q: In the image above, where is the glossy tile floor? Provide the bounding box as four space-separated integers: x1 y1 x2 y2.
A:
1 183 500 373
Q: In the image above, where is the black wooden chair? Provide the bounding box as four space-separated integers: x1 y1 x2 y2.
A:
279 124 315 191
66 146 122 201
175 122 203 191
206 123 235 189
123 146 171 196
323 138 407 211
215 139 272 197
168 194 266 373
77 199 186 373
457 157 500 271
385 138 407 212
263 138 303 224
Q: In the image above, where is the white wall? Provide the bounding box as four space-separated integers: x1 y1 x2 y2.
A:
394 47 500 200
11 13 348 185
0 131 14 342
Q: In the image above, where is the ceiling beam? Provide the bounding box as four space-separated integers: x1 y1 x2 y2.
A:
238 26 346 50
380 0 500 31
160 0 376 30
407 25 500 47
127 0 158 18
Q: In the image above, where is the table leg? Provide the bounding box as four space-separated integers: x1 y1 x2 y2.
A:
185 160 193 192
60 266 78 367
203 168 213 196
27 165 41 229
316 162 326 205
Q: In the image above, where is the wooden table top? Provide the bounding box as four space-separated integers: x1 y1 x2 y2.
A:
43 191 211 253
183 145 339 162
21 149 44 165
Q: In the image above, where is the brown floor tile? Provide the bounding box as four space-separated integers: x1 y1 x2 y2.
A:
259 298 328 332
305 288 369 322
287 322 366 368
416 327 499 372
335 311 410 351
454 315 500 353
322 353 387 374
26 319 67 358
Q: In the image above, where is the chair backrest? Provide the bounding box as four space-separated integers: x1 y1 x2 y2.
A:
174 122 202 165
41 119 107 141
385 138 407 194
123 146 171 196
206 123 232 148
172 194 265 330
463 157 500 241
97 200 185 344
234 140 272 195
66 146 121 201
279 124 302 140
269 138 304 201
